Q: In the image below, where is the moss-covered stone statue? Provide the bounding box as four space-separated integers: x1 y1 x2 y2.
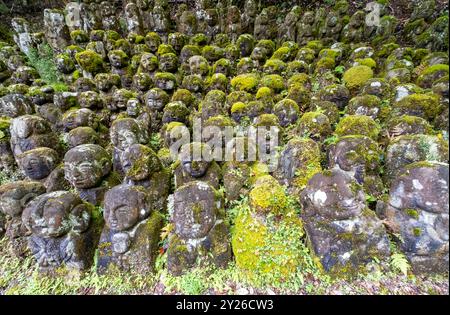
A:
167 180 230 276
97 184 164 275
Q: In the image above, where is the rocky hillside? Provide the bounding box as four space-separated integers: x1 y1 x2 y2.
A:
0 0 448 295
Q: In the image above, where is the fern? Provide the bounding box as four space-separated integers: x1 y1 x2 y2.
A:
390 252 410 276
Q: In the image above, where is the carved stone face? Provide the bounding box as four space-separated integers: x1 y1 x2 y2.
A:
168 33 186 52
188 55 209 77
145 88 169 110
159 53 178 72
22 191 90 238
173 181 218 239
64 144 111 189
17 147 59 180
132 73 152 91
179 143 211 178
62 108 98 131
126 99 143 117
10 115 57 157
122 144 161 181
144 35 161 53
108 50 129 68
112 89 134 110
79 91 102 109
110 118 144 151
0 181 46 217
303 11 315 25
104 184 150 231
250 46 269 61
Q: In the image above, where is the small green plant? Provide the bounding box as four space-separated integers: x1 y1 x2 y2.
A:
390 253 410 276
27 44 65 88
149 133 162 152
334 65 345 75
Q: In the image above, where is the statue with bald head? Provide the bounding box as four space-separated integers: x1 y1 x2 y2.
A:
97 184 163 274
64 144 119 206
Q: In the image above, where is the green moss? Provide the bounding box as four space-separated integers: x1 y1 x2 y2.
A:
231 207 304 280
412 227 422 237
417 64 449 87
190 34 208 46
405 208 419 219
26 44 62 86
316 57 335 71
375 43 400 59
263 58 286 73
231 102 247 114
256 87 273 99
343 66 374 91
231 74 259 93
250 163 269 182
271 46 291 61
306 40 323 55
335 115 380 140
395 93 441 120
287 73 309 87
70 30 89 43
204 115 235 127
75 50 104 74
318 49 340 60
202 45 224 61
355 58 376 69
157 44 175 56
260 74 285 92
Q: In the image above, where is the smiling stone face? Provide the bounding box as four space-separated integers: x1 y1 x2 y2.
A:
179 142 212 178
103 184 151 232
64 144 111 189
110 118 145 151
122 144 161 181
17 147 59 180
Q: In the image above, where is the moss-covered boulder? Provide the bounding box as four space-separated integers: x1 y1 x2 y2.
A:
393 93 441 121
232 176 305 280
300 169 390 276
335 115 380 140
75 50 105 75
343 65 374 92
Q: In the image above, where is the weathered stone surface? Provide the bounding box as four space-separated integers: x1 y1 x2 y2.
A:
300 169 390 275
380 162 449 273
97 184 163 274
22 191 102 272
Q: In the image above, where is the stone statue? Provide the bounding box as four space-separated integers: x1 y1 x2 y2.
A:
64 144 120 206
22 190 101 272
167 181 231 275
0 181 46 257
97 184 164 274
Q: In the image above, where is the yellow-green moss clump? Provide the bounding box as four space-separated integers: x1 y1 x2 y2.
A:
343 65 374 91
416 64 449 88
249 179 288 215
230 102 247 114
75 50 104 74
260 74 285 92
354 58 377 69
231 74 259 93
394 93 441 120
232 177 305 280
335 115 380 140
